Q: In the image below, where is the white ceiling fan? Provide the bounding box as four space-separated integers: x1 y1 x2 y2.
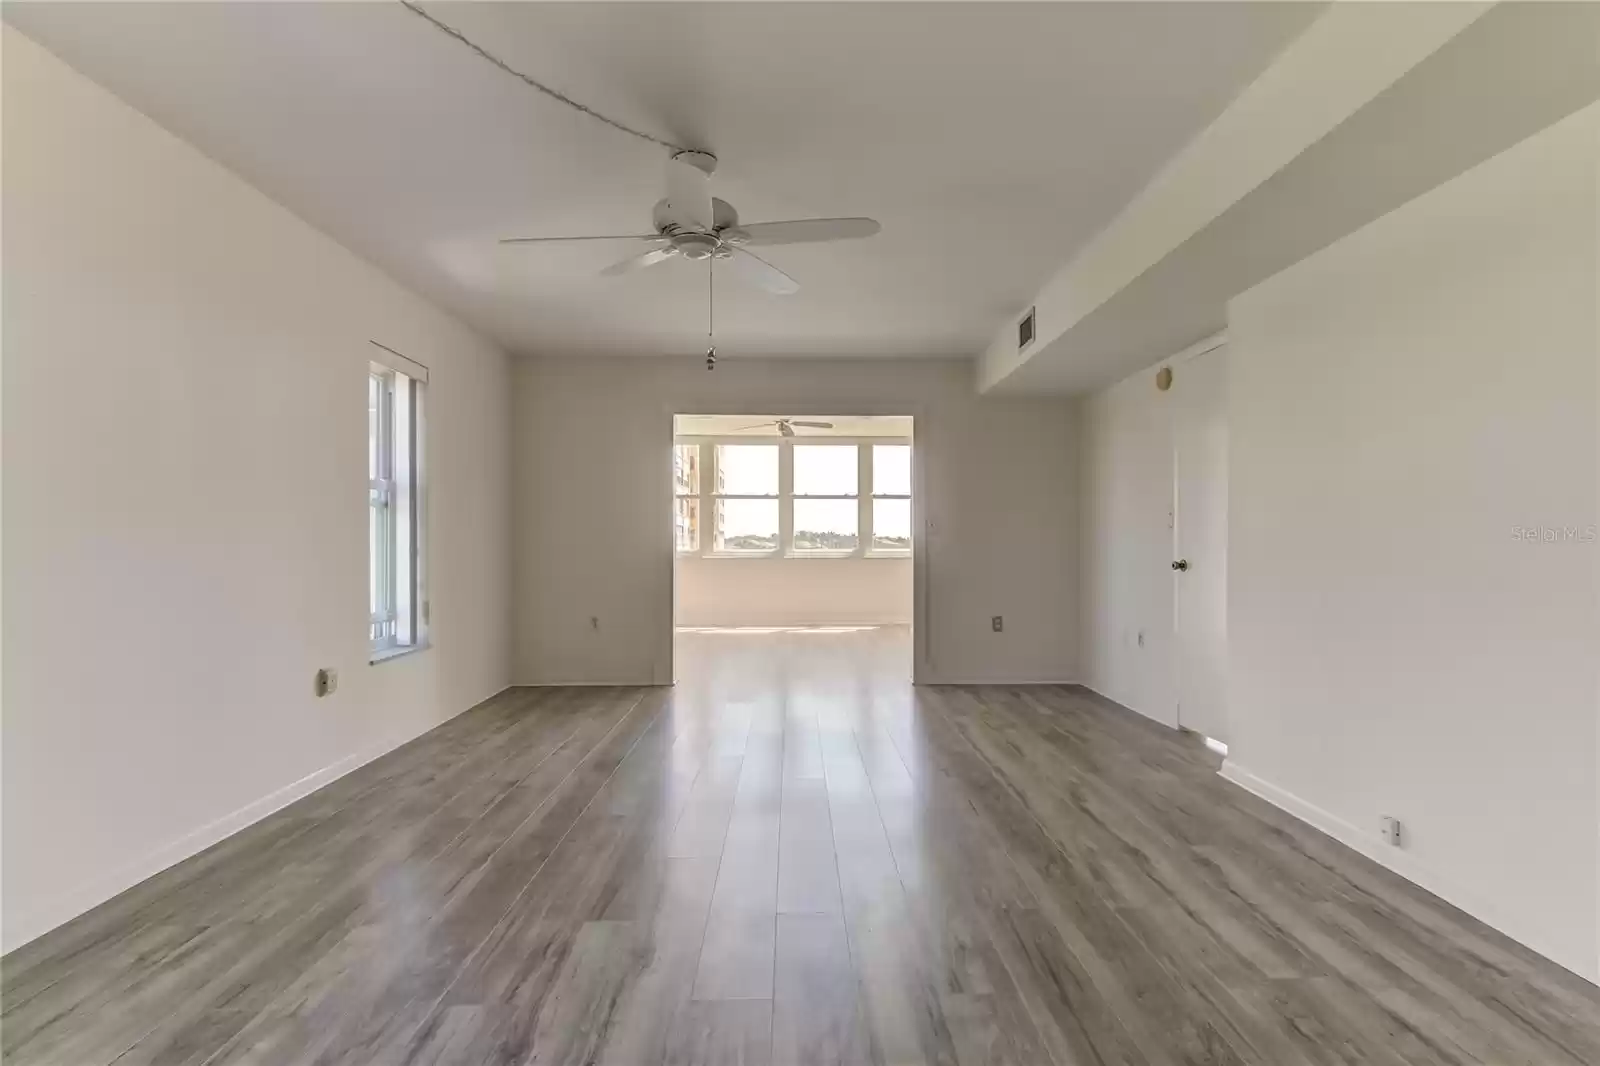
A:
735 419 836 437
500 152 880 296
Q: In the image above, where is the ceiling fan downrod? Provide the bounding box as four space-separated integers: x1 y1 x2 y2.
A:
705 257 716 371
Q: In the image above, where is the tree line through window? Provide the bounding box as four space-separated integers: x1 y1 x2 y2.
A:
674 439 911 557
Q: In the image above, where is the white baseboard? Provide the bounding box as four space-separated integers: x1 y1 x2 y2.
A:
1218 760 1598 986
1073 683 1179 730
518 679 657 687
919 676 1079 686
2 687 506 956
674 618 915 629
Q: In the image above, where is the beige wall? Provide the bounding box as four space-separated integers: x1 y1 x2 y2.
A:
513 357 1079 685
1225 105 1600 981
676 556 912 628
2 29 513 951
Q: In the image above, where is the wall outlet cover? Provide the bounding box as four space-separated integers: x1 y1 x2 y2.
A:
991 615 1004 633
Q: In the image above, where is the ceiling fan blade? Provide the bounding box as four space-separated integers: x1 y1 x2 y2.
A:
664 153 715 232
600 246 678 276
733 422 778 431
779 423 796 438
789 421 835 429
500 234 663 245
729 218 880 247
728 248 800 295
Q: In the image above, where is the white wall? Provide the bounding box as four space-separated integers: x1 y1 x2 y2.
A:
1225 105 1600 981
1 29 513 951
1077 362 1178 726
676 557 911 628
513 357 1078 686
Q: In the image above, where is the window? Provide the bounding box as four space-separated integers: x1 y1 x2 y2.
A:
673 444 700 552
369 356 427 659
871 445 912 552
674 437 911 558
713 445 779 553
793 445 858 553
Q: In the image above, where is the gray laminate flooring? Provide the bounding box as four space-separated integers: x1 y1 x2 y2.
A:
4 626 1597 1065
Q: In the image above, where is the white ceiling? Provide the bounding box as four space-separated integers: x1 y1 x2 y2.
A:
7 1 1320 360
982 1 1600 394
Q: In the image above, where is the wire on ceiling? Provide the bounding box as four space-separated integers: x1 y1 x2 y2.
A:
398 1 686 154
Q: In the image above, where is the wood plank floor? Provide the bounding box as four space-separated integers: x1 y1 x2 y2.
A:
5 625 1598 1065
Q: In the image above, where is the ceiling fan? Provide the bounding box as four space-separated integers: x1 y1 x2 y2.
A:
500 152 880 296
736 419 836 437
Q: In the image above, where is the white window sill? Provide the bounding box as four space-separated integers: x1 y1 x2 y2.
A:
864 551 912 560
370 641 430 666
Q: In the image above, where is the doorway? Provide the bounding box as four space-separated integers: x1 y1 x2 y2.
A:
1173 345 1229 743
671 414 914 682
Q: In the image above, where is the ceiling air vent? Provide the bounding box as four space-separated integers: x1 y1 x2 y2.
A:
1018 307 1036 351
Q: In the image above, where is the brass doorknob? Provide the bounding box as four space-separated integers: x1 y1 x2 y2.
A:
1171 559 1189 571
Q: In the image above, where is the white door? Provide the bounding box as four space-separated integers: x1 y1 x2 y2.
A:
1173 345 1229 742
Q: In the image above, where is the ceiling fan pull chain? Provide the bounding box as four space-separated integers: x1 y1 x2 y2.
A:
705 258 716 371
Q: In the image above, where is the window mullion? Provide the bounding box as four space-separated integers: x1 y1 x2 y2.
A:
699 441 713 558
779 440 795 554
857 443 872 557
386 377 398 640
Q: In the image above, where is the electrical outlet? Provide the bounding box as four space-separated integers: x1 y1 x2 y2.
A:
314 668 338 698
991 615 1004 633
1380 816 1403 847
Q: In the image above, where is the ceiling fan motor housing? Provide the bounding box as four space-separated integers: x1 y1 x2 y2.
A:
653 197 740 238
673 232 720 260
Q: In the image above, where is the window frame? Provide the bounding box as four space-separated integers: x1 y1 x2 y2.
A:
710 442 782 556
674 435 912 560
369 358 428 662
869 442 914 555
672 443 701 553
791 443 862 557
370 369 398 649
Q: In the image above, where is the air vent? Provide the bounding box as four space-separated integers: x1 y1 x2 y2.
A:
1018 307 1036 351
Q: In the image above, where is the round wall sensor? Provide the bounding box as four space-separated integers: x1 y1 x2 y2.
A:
1155 366 1173 391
